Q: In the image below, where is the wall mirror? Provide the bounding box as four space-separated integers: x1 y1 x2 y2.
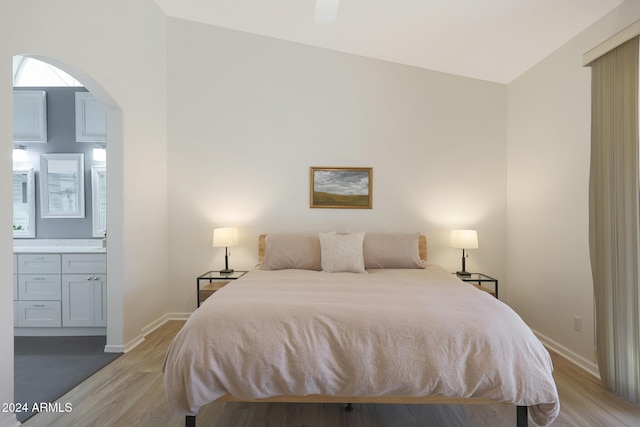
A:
40 153 85 218
91 166 107 237
13 168 35 238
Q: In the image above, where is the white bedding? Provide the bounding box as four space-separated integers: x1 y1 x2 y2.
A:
163 265 559 426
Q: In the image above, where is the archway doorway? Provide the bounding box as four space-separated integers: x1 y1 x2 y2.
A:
11 55 124 420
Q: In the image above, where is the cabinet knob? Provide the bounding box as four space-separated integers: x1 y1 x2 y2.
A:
94 277 99 281
87 276 93 281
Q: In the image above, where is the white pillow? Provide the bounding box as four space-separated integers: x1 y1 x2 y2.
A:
318 231 366 273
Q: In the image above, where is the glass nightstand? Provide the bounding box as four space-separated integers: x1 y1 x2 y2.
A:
196 270 247 307
456 272 498 299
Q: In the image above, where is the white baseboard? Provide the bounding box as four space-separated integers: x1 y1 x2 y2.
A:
141 312 190 336
104 312 191 354
533 329 600 379
104 334 143 354
165 312 191 322
0 413 20 427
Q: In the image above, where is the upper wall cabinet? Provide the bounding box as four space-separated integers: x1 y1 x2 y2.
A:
13 90 47 143
75 92 106 142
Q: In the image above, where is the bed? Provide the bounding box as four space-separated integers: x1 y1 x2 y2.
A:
163 232 559 427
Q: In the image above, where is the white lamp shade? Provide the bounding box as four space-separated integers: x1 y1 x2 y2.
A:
212 228 238 248
450 229 478 249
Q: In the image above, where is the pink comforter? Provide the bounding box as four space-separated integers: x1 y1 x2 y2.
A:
163 265 559 425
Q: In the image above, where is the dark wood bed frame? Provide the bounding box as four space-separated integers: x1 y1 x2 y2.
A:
183 234 530 426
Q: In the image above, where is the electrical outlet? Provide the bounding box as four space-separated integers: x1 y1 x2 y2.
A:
573 315 582 332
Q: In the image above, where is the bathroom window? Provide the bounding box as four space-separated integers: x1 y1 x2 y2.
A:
13 56 83 87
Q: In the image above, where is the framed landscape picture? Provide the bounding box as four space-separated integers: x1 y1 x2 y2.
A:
310 167 373 209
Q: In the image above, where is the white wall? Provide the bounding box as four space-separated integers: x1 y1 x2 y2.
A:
0 2 168 424
166 19 508 312
507 0 640 374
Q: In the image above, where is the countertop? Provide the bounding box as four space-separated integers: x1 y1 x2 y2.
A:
13 246 106 254
13 239 106 254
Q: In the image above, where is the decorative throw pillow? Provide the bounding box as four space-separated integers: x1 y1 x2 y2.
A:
260 234 321 270
363 233 425 269
318 231 366 273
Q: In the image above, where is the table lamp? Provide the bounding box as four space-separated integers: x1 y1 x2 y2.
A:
450 229 478 277
213 227 238 274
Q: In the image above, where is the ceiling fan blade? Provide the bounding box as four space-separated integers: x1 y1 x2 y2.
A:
314 0 339 24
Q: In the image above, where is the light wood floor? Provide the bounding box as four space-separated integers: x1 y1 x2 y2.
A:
21 320 640 427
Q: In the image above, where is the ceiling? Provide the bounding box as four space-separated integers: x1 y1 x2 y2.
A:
153 0 624 84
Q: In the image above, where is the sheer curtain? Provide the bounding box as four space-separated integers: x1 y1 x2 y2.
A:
589 36 640 404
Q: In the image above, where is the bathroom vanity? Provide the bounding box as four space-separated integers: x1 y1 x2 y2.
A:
13 240 106 336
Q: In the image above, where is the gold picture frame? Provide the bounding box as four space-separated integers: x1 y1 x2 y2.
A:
310 167 373 209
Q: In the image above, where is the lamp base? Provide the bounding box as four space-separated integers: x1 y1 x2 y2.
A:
456 271 471 277
220 268 234 275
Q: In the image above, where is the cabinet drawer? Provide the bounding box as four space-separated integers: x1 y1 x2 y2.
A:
18 274 61 301
16 301 61 327
62 254 106 274
17 254 61 274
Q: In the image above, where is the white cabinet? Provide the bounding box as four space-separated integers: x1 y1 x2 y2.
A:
17 254 61 274
62 274 106 327
18 274 62 300
14 252 106 331
13 276 18 326
75 92 106 142
62 254 106 274
13 254 18 300
13 255 18 326
13 90 47 142
16 301 61 327
61 254 107 327
15 254 61 327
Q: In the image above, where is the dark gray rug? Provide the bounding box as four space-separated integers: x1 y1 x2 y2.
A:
14 335 122 422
